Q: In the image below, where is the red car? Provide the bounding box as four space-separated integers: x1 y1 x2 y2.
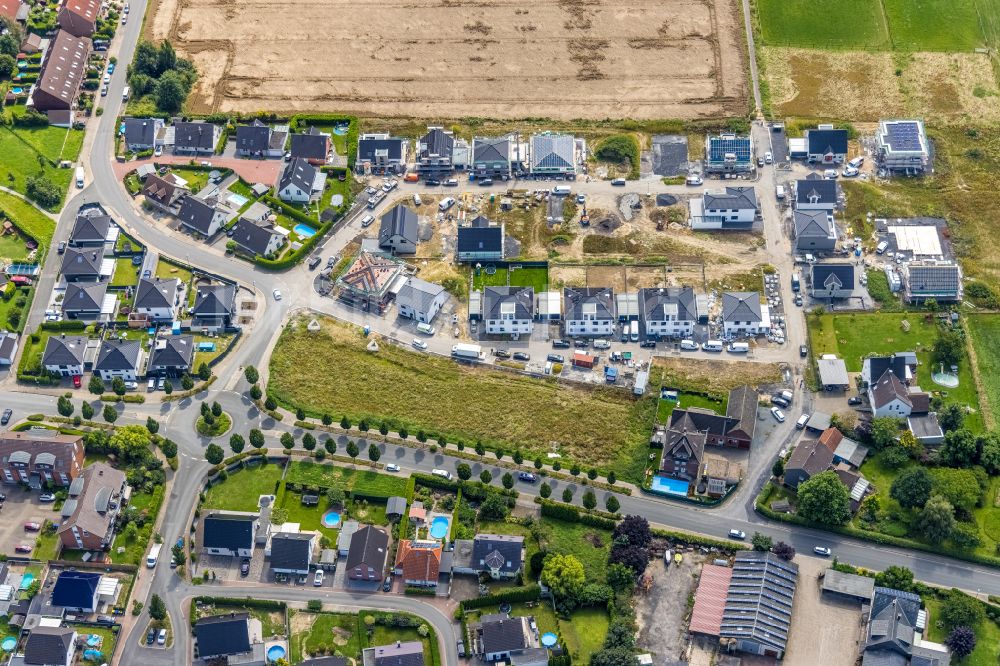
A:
23 522 41 532
72 375 82 389
14 543 32 553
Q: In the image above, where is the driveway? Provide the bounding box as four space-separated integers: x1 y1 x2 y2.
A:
0 488 54 557
111 155 282 187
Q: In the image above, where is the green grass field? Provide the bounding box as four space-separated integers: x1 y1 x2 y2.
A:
168 167 210 193
882 0 985 51
924 596 1000 666
269 317 656 481
656 391 727 423
290 612 364 663
0 191 55 251
155 258 192 283
808 312 983 430
0 117 84 210
111 257 140 287
963 314 1000 426
286 460 408 497
201 464 283 512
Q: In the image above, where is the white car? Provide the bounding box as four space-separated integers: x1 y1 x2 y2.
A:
770 406 786 422
728 529 746 540
154 146 162 157
313 570 324 586
411 338 427 350
103 73 111 84
764 151 773 164
157 629 166 645
272 289 282 301
842 166 859 178
813 546 832 556
385 463 400 472
848 156 864 169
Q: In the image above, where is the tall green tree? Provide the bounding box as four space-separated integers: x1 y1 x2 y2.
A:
917 494 956 543
939 428 977 467
541 553 586 600
797 471 851 525
205 443 224 465
890 467 932 509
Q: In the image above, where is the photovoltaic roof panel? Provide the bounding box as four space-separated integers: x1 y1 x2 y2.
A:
885 122 923 152
709 136 751 161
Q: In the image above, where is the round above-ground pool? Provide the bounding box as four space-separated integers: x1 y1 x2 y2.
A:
321 510 341 528
1 637 16 652
541 632 558 648
266 644 286 662
429 516 450 539
86 634 101 647
293 223 317 239
11 87 23 95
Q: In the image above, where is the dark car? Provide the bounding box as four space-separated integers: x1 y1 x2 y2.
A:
425 178 441 186
573 339 589 349
326 256 338 268
478 178 494 186
799 345 808 358
848 395 863 405
552 339 571 349
57 241 66 254
640 340 657 349
518 472 537 483
96 615 115 626
382 575 392 592
147 629 156 645
547 354 564 363
512 352 530 361
308 256 322 270
240 559 250 576
1 409 11 425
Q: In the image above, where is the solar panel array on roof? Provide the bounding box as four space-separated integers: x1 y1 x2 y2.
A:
708 135 752 163
885 122 923 153
719 551 798 656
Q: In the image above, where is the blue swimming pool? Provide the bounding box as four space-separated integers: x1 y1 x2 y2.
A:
332 124 349 135
429 516 450 540
266 645 286 662
651 475 690 497
18 573 34 590
321 511 341 528
541 632 558 647
293 223 317 238
227 193 249 207
11 87 23 95
1 637 15 652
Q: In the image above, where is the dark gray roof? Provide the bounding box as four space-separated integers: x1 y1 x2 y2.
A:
472 534 523 575
195 612 251 658
231 217 281 256
908 263 960 295
279 157 317 194
369 640 425 666
871 370 911 410
794 210 835 238
290 126 329 160
173 121 217 151
419 128 454 159
719 551 798 654
396 277 446 314
149 335 194 369
70 212 111 244
123 116 158 146
864 588 924 658
531 134 574 170
386 496 407 516
60 248 102 277
865 355 909 384
473 136 511 164
379 205 419 248
811 263 854 292
807 128 849 155
62 281 107 313
484 286 534 320
177 196 219 235
134 277 178 310
640 287 697 323
235 121 271 153
564 286 615 321
703 186 757 211
270 532 313 570
721 291 762 323
192 284 236 317
23 626 75 665
457 226 503 254
480 615 528 654
796 179 838 206
346 525 389 571
42 335 88 367
300 658 350 666
203 513 255 550
51 570 100 609
358 136 405 162
95 339 141 372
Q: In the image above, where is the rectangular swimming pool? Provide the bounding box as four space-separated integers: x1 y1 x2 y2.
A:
650 475 690 497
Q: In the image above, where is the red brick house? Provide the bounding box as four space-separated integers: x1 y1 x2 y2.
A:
394 539 442 587
58 462 129 551
0 432 84 488
58 0 99 37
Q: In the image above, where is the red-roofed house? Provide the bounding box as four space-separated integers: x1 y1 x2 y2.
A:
394 539 442 587
689 564 733 636
817 427 843 452
58 0 100 37
0 0 25 22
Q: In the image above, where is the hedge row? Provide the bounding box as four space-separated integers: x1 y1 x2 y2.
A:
411 472 518 500
253 196 335 271
290 114 359 167
18 374 60 386
100 394 146 404
460 584 540 610
537 499 619 530
650 527 748 553
40 320 87 331
403 586 437 597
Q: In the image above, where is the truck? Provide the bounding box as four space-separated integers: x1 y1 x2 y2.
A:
629 321 639 342
75 166 85 188
146 543 162 568
451 343 484 361
791 273 800 292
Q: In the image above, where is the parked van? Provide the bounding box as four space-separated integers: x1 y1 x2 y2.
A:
728 342 749 353
444 179 459 187
551 185 572 196
791 273 800 292
403 173 419 183
795 413 810 430
779 389 793 403
147 378 156 391
679 340 699 351
876 241 889 255
431 469 453 481
439 197 456 211
412 193 422 206
416 322 435 335
611 178 626 187
75 166 84 188
702 340 723 352
360 214 375 227
146 543 162 568
775 185 786 199
629 321 639 342
593 339 611 350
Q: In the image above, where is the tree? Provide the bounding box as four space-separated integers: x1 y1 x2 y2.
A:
562 488 573 503
607 471 617 485
102 404 118 423
0 53 15 79
540 482 552 499
478 493 509 521
612 515 652 549
57 395 74 417
898 429 921 458
160 439 177 458
941 589 985 628
456 463 472 481
950 522 983 549
155 70 187 113
590 648 640 666
938 403 966 433
324 438 336 455
772 458 785 479
587 468 598 480
940 428 977 467
501 472 514 489
541 553 586 600
933 329 964 369
890 467 932 509
123 522 138 542
874 565 914 592
198 362 212 381
379 422 390 436
930 467 983 511
398 428 408 440
944 626 977 659
229 433 245 454
494 448 502 459
346 440 359 461
475 441 485 456
205 443 224 465
582 490 597 510
772 541 795 561
110 425 153 462
81 401 95 420
367 443 380 462
181 375 194 391
751 532 773 552
249 429 264 449
244 365 259 384
264 396 276 410
479 470 492 484
870 416 900 449
606 495 620 513
513 450 523 464
918 494 956 543
146 416 159 434
280 432 294 450
326 485 345 506
302 433 316 451
112 377 126 396
211 401 223 418
534 457 543 470
321 414 333 426
607 563 635 592
570 463 581 476
148 594 166 621
797 471 851 524
88 374 105 395
881 445 911 470
340 415 351 429
26 175 61 209
609 545 649 575
978 431 1000 475
163 380 173 395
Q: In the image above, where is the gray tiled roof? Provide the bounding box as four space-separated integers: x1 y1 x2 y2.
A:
457 226 503 254
62 281 107 312
530 134 574 170
42 335 88 367
564 286 615 321
473 136 511 164
123 117 159 147
484 286 534 320
480 615 529 654
368 640 425 666
231 217 281 256
870 370 911 410
703 186 757 211
173 121 217 151
134 277 178 309
148 335 193 369
195 612 251 658
806 128 848 155
419 128 454 159
640 287 697 323
811 263 854 291
235 121 271 153
177 196 219 235
23 626 75 665
279 157 317 194
60 248 102 277
270 532 313 570
70 212 111 244
795 179 837 206
95 339 141 372
192 284 236 317
396 277 445 315
378 205 419 247
721 291 762 322
472 534 523 575
203 513 255 550
290 126 329 160
358 136 406 162
793 210 835 238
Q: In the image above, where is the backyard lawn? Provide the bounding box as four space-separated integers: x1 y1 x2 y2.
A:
509 603 608 664
0 227 32 262
290 612 364 664
470 265 549 293
167 167 211 194
31 523 61 561
0 191 55 251
155 258 192 283
192 333 235 368
110 257 140 287
109 484 165 565
0 119 84 209
275 484 340 540
201 464 283 512
656 390 727 423
478 517 612 583
923 596 1000 666
270 317 656 481
286 460 408 497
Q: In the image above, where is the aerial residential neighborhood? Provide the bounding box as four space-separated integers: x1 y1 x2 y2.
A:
0 0 998 664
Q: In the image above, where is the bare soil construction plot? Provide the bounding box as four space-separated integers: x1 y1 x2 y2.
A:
146 0 747 119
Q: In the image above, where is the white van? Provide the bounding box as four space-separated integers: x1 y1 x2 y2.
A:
593 339 611 350
795 413 810 430
75 166 85 188
122 85 130 101
412 193 422 206
551 185 572 196
629 321 639 342
775 185 786 199
431 468 453 481
416 322 435 335
146 543 162 568
360 214 375 227
439 197 456 211
702 340 723 352
728 342 749 353
876 241 889 255
679 340 699 351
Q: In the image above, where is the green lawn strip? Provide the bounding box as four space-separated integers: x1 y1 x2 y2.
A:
471 267 509 291
286 460 408 497
9 122 84 163
0 286 32 332
881 0 985 51
192 333 234 368
109 485 165 565
923 597 1000 666
963 314 1000 425
111 257 140 287
202 464 283 512
318 177 350 219
227 179 255 199
0 190 55 250
270 318 656 481
154 258 192 283
167 167 210 193
506 265 549 293
69 624 115 658
0 230 31 261
291 611 364 663
753 0 889 48
656 391 727 423
32 523 61 561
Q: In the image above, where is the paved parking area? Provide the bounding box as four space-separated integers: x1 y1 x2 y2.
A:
193 550 264 582
782 557 863 666
0 487 53 556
